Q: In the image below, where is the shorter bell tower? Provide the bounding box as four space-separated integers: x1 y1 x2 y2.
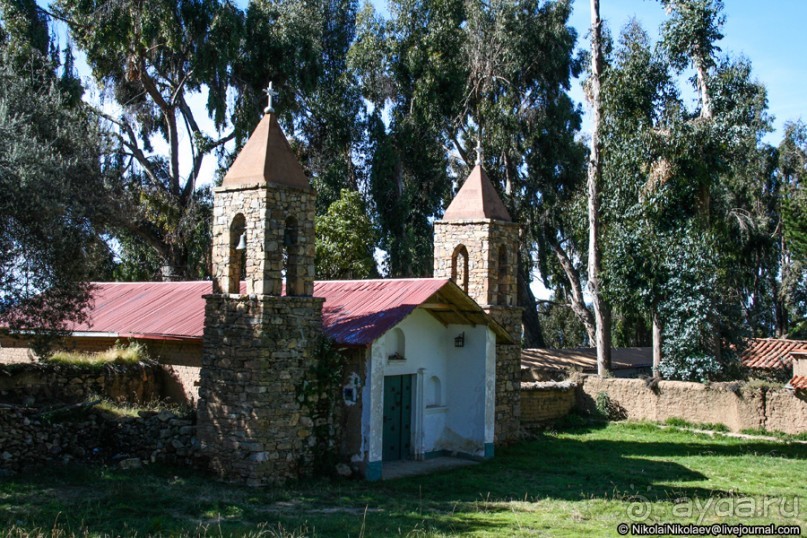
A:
434 155 522 443
199 88 325 486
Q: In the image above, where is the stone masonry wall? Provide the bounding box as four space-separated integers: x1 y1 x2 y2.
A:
0 406 200 474
198 294 325 486
486 306 523 443
494 345 521 442
434 220 520 307
577 376 807 435
211 184 316 297
520 381 577 426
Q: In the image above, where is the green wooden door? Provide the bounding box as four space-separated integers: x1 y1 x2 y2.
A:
382 375 413 461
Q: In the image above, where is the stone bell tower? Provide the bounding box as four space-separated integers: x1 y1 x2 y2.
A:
198 88 325 486
434 151 522 443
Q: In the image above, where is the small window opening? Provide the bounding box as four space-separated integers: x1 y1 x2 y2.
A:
497 245 508 305
283 216 299 295
451 245 469 293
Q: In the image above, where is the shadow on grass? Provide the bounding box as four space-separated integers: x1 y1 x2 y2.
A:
2 425 805 536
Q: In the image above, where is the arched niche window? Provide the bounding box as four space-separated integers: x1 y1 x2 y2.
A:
497 244 509 305
283 216 300 295
427 376 442 407
228 214 246 294
451 245 469 293
388 327 406 361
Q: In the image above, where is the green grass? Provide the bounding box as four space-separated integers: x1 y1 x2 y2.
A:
663 417 730 432
1 421 804 537
740 428 807 442
46 343 149 369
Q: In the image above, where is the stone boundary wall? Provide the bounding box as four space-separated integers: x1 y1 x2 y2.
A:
577 376 807 435
0 407 202 473
520 381 577 427
0 362 161 405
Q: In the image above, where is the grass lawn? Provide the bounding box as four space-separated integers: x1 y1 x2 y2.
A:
1 420 804 537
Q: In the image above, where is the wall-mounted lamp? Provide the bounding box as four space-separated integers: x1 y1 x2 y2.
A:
454 332 465 348
235 233 247 251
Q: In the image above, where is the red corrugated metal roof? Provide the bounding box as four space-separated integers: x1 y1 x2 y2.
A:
789 375 807 390
68 281 211 340
741 338 807 370
318 279 448 346
66 279 452 346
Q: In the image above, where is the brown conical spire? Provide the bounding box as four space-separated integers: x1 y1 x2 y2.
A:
222 112 310 190
442 164 512 222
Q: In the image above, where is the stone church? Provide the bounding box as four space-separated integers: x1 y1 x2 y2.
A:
0 101 525 484
197 102 523 484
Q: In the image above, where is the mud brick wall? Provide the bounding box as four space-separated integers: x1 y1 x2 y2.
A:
197 294 325 486
577 376 807 435
0 362 160 405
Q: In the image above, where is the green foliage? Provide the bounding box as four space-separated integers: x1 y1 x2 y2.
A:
0 35 111 354
538 301 588 348
600 12 782 379
315 189 378 279
659 0 724 74
55 0 243 279
655 231 747 381
776 121 807 337
0 0 48 62
593 391 626 420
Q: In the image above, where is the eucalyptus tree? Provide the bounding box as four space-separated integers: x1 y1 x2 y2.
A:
585 0 611 373
54 0 246 280
776 121 807 338
601 4 778 380
350 0 465 277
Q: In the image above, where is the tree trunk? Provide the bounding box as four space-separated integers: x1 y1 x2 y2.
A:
547 235 596 344
588 0 611 376
518 260 545 348
652 310 662 378
695 60 712 220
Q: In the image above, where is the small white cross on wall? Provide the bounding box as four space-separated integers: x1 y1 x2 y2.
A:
264 82 279 114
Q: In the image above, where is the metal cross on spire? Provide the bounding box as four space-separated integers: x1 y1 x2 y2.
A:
263 82 278 114
474 137 483 166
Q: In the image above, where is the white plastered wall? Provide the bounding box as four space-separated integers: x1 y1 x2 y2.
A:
360 308 495 467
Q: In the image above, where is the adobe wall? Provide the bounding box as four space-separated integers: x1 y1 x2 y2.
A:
0 336 202 405
520 382 577 426
197 294 326 486
577 376 807 435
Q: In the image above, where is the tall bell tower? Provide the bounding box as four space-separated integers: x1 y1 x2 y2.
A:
434 151 522 443
198 88 325 485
